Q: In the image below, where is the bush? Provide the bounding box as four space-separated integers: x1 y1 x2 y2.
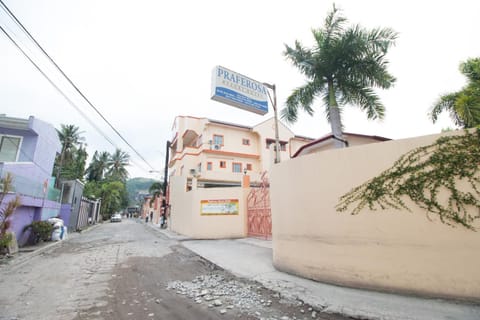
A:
0 232 13 254
23 221 53 244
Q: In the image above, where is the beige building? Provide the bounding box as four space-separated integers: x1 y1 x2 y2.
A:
168 115 313 186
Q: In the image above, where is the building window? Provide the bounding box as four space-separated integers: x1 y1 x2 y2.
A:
207 162 212 171
219 161 226 168
0 135 22 162
232 162 242 173
242 138 250 145
197 162 202 173
246 163 252 171
265 138 287 151
213 134 224 146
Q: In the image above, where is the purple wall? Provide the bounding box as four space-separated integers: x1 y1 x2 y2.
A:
28 116 61 181
0 116 61 184
2 191 61 246
59 204 72 230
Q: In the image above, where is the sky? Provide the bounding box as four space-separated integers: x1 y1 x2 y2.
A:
1 0 479 179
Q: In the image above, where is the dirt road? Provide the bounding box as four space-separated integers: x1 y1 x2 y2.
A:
0 219 351 320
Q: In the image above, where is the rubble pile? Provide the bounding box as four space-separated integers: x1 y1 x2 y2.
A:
167 273 318 320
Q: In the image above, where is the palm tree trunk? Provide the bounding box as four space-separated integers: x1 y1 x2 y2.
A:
328 81 345 148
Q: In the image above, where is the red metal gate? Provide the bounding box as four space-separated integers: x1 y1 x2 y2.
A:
247 171 271 239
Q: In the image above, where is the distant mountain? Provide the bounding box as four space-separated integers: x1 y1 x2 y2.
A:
126 177 159 205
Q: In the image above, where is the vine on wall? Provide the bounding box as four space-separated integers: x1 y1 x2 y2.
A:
336 129 480 230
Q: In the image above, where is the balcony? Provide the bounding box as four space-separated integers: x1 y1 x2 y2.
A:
0 168 60 202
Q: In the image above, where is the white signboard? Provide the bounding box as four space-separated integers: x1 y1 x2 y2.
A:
211 65 268 115
200 199 239 215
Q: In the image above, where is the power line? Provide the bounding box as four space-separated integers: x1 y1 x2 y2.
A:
0 24 120 150
0 0 156 172
0 23 149 175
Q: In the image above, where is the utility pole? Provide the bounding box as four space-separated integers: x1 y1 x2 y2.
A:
161 140 171 227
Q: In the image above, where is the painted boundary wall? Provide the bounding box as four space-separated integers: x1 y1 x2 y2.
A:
169 176 247 239
2 193 60 246
270 130 480 301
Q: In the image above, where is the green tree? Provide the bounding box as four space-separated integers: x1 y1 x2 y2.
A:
148 182 163 197
61 144 88 181
54 124 85 187
106 149 130 182
86 151 110 182
83 180 101 199
282 4 397 147
148 181 163 205
430 58 480 128
99 181 125 220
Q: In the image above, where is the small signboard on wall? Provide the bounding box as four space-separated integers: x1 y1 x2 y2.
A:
200 199 239 215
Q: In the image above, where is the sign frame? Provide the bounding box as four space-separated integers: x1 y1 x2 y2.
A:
211 65 268 115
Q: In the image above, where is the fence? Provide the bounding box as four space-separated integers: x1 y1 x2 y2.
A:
270 130 480 301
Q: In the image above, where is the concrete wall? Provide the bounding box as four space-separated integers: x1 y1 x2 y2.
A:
270 130 480 301
2 193 60 246
169 176 247 239
7 199 35 246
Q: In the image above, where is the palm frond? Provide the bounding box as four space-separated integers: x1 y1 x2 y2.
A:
323 3 347 42
430 93 462 125
283 41 315 78
281 80 324 123
339 81 385 120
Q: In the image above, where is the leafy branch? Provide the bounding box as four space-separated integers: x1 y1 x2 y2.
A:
336 129 480 230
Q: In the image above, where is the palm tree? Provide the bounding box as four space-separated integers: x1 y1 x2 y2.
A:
106 149 130 182
55 124 84 187
86 151 110 182
282 4 397 148
149 182 163 197
430 58 480 128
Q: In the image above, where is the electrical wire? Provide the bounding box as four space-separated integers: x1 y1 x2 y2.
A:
0 0 156 172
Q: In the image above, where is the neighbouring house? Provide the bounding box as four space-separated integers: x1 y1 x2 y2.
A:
0 114 61 246
292 132 391 157
140 193 162 224
168 115 314 188
59 179 101 231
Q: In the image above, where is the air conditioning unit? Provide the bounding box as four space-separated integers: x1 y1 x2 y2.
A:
213 144 221 150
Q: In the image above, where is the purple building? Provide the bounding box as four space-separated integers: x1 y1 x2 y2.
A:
0 114 62 246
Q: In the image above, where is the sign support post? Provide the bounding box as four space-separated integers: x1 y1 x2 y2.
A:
210 65 280 164
263 82 280 164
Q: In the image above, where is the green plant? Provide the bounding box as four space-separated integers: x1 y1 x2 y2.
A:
0 173 21 253
23 221 53 243
336 129 480 230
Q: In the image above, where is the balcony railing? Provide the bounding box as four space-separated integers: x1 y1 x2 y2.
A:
0 171 61 202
